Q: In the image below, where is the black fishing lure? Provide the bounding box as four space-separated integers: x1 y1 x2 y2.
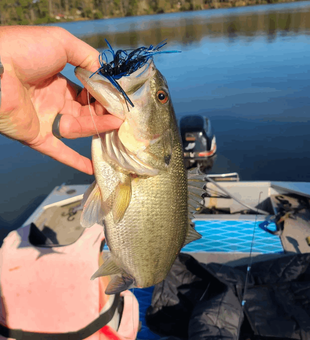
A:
90 39 180 108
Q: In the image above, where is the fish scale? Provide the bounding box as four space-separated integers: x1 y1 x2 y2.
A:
100 133 188 288
75 44 201 294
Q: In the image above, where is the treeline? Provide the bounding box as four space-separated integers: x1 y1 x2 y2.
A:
1 0 201 25
0 0 303 25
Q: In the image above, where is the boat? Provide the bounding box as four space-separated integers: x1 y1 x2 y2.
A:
185 172 310 264
179 115 217 171
1 174 310 339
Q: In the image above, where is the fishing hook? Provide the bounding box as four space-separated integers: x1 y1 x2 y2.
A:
89 39 181 109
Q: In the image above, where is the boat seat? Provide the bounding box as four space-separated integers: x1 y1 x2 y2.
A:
29 201 85 247
270 194 310 254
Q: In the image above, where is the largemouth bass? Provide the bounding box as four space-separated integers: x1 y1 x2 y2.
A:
75 44 201 294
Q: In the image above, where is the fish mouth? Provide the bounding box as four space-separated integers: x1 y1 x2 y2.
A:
74 67 126 120
74 61 153 119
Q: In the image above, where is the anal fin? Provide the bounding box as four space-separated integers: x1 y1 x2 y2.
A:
105 275 134 295
184 224 202 246
91 255 122 280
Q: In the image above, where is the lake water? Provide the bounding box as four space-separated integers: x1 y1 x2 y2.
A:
1 1 310 240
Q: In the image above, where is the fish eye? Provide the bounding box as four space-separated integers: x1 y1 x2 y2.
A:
157 90 168 104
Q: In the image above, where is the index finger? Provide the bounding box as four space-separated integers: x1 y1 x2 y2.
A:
50 27 100 73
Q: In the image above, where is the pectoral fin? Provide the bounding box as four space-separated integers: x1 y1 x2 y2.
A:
105 275 134 295
183 224 202 246
113 176 132 224
80 182 105 228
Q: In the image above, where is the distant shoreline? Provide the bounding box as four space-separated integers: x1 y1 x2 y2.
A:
0 0 308 26
51 0 309 23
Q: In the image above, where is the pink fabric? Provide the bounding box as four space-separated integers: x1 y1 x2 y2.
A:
117 291 139 340
0 223 139 340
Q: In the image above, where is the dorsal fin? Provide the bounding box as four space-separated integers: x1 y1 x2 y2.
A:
187 168 206 219
188 202 198 211
188 212 195 219
188 198 205 208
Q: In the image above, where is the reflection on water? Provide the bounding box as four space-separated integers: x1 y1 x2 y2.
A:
70 2 310 49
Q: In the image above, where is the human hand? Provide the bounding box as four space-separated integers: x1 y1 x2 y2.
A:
0 26 122 175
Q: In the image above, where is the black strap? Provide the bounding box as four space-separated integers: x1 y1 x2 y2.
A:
0 294 120 340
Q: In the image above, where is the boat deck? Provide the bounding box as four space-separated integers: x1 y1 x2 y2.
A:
16 182 310 339
133 214 286 340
